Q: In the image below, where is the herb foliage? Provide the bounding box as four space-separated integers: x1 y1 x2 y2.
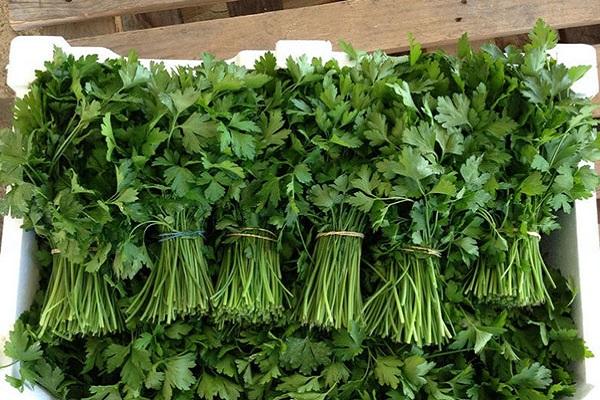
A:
0 20 597 400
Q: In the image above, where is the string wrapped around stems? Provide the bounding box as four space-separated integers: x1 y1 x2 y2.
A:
299 208 366 330
127 210 213 324
39 252 121 338
363 245 451 346
466 231 555 307
212 227 290 325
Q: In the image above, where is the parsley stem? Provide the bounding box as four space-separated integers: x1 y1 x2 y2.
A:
39 254 121 337
127 209 213 324
364 251 451 346
299 208 364 330
212 227 290 325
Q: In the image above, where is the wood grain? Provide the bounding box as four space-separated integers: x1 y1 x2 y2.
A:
70 0 600 60
40 17 117 39
9 0 219 30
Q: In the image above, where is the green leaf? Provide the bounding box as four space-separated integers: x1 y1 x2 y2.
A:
70 170 95 194
430 174 457 196
145 367 165 390
113 240 150 279
567 65 591 83
104 344 129 372
517 388 547 400
205 179 226 202
276 374 321 393
435 127 464 156
4 320 42 362
374 356 403 389
364 112 388 146
528 19 558 50
101 113 117 161
84 385 123 400
549 328 588 362
403 122 436 154
257 178 281 208
165 323 193 340
408 33 422 66
486 117 518 137
121 347 151 392
435 94 471 129
230 113 261 133
204 159 245 179
164 165 195 197
330 132 363 149
142 128 169 157
33 361 67 398
244 72 272 88
163 354 196 399
520 172 547 196
456 236 478 257
294 164 312 184
332 321 364 361
280 337 332 375
197 374 242 400
388 81 418 112
180 113 208 154
171 87 200 114
310 185 340 209
402 355 434 388
289 393 327 400
231 131 256 159
457 33 472 59
531 155 550 172
114 188 139 204
322 362 350 387
393 147 437 182
347 192 374 212
509 362 552 389
214 355 237 378
474 329 494 354
85 243 112 273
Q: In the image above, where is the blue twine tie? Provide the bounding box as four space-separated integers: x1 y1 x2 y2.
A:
158 230 204 242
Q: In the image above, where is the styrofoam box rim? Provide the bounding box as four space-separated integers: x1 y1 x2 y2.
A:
1 37 599 399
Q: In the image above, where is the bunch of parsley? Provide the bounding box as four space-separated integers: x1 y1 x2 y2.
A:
0 19 598 400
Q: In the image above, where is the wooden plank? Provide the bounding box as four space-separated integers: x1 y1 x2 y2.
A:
71 0 600 60
40 17 117 39
227 0 283 17
9 0 219 31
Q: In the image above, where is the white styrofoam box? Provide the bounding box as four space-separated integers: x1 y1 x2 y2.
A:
0 37 598 399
